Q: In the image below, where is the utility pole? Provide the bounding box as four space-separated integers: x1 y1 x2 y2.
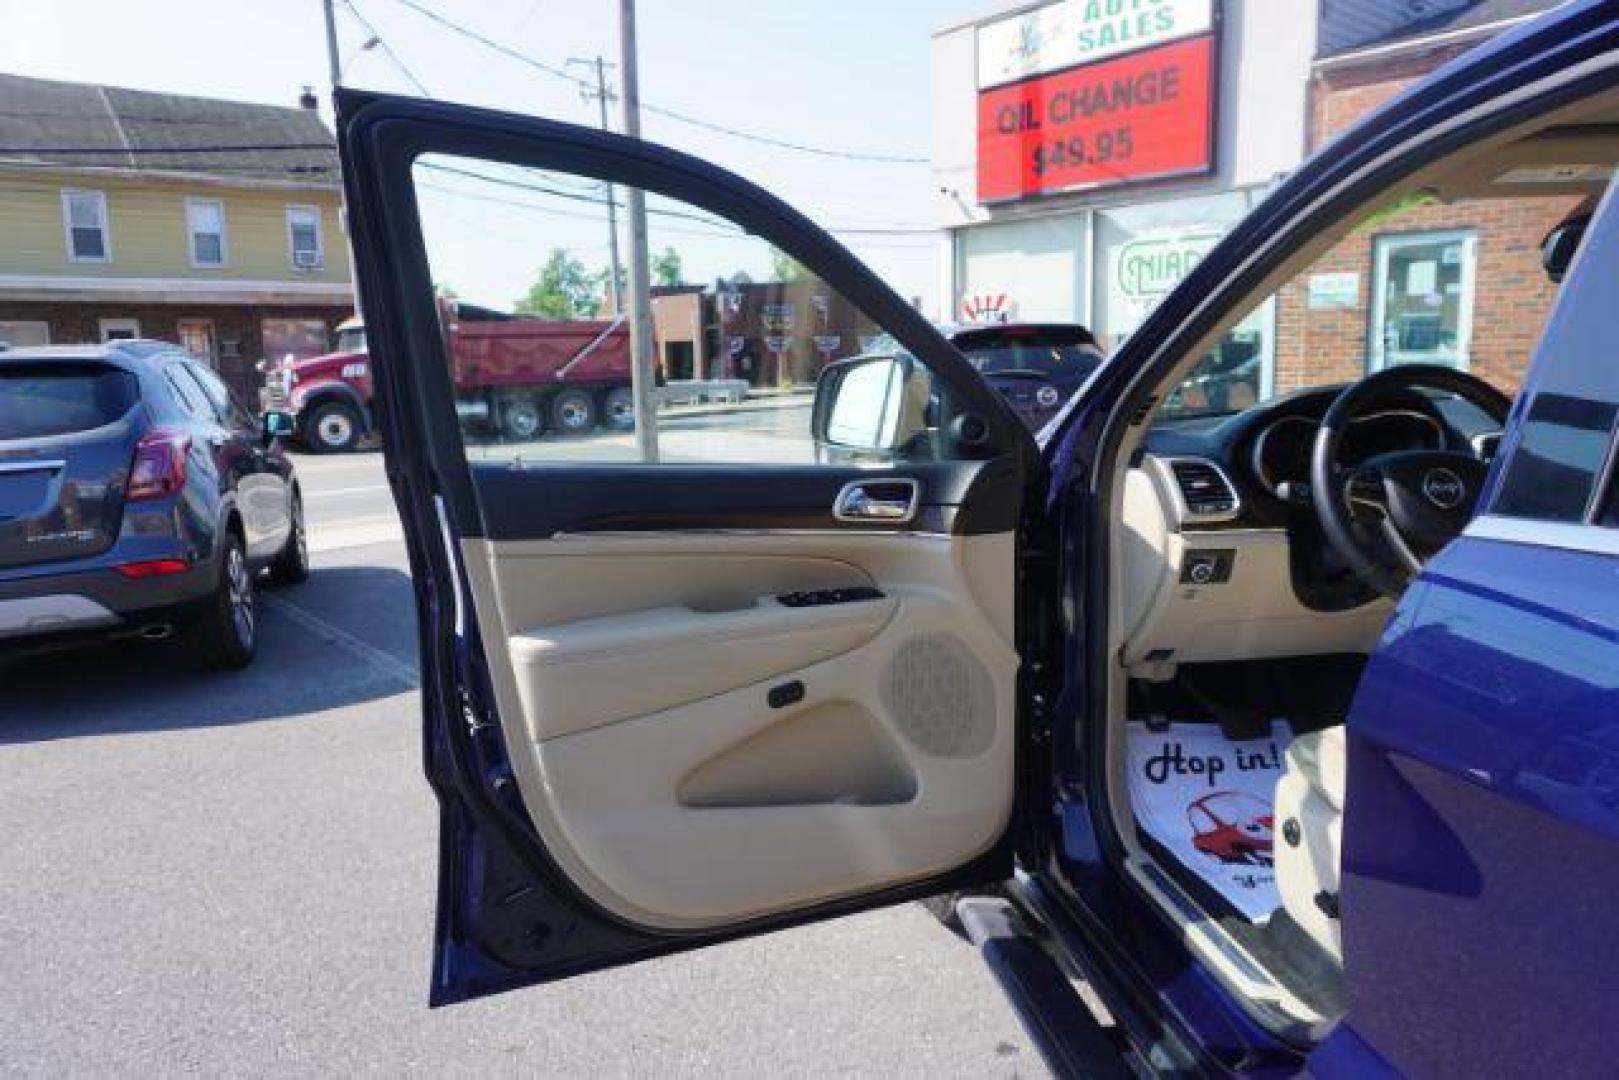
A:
321 0 342 92
618 0 659 462
567 56 625 316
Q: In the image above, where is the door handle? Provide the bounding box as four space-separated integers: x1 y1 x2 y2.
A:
833 479 919 524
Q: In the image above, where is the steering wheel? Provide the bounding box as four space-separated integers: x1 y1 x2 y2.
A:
1310 364 1511 599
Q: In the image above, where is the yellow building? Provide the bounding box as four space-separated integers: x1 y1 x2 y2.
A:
0 74 354 400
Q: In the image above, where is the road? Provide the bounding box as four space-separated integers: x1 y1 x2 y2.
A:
0 420 1051 1077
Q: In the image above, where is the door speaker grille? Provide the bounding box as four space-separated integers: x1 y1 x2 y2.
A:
880 634 995 758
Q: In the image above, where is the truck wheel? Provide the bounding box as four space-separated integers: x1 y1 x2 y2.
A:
551 388 597 436
603 386 636 431
304 400 362 453
500 396 545 442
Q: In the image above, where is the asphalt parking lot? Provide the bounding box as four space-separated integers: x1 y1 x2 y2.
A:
0 432 1051 1077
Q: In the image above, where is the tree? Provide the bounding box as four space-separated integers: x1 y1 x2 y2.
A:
514 248 603 318
651 245 684 288
769 245 815 283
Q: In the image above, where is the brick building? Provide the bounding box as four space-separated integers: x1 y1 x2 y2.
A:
1272 0 1571 396
0 75 354 402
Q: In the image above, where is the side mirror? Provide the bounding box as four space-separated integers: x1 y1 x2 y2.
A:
1542 210 1592 283
811 352 930 459
262 409 296 443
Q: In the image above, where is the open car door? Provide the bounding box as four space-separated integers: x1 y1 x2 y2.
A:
335 90 1046 1004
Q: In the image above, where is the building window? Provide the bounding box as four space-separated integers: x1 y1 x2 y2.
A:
61 189 110 263
177 319 217 365
1369 230 1476 371
0 320 50 347
286 205 324 270
99 317 140 341
186 198 227 267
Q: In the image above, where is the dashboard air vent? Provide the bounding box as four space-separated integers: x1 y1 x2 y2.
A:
1169 459 1240 520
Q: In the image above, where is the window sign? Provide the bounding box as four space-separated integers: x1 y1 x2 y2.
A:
1307 272 1360 309
1369 230 1476 370
1103 227 1223 341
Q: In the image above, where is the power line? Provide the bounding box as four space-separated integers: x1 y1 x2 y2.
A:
341 0 432 96
385 0 928 165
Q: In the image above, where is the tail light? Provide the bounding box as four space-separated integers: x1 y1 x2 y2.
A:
115 558 190 579
127 428 190 501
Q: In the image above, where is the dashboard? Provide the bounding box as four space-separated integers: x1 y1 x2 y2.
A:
1113 385 1502 670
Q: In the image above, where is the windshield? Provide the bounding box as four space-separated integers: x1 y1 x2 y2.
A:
0 364 139 439
1156 323 1267 421
336 326 368 354
955 327 1103 380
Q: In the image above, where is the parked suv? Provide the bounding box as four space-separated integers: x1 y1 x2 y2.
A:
0 341 306 668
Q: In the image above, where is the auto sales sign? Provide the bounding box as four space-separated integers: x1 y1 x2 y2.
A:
976 0 1216 202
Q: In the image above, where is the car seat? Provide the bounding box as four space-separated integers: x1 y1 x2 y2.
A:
1273 725 1345 960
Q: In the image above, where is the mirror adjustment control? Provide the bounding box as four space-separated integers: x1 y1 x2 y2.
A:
1181 550 1235 585
777 586 885 607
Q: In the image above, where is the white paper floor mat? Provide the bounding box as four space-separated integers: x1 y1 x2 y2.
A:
1126 719 1292 922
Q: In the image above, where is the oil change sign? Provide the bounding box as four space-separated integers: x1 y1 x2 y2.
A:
975 2 1216 203
977 0 1214 89
977 34 1214 202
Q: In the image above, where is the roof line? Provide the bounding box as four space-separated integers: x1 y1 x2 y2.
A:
0 161 341 191
1314 13 1543 70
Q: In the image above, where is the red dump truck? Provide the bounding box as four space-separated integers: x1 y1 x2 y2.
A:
260 304 635 452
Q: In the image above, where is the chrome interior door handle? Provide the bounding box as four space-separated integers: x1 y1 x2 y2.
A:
833 479 920 523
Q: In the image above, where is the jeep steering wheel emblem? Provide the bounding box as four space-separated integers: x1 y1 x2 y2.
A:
1422 467 1466 510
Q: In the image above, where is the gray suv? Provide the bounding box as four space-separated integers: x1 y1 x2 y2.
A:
0 341 306 668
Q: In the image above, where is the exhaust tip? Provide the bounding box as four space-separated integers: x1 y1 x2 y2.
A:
137 623 174 641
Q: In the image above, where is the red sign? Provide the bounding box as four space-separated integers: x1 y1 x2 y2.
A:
977 34 1214 203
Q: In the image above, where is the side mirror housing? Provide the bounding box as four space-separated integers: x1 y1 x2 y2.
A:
262 409 296 443
1542 208 1593 283
811 352 930 460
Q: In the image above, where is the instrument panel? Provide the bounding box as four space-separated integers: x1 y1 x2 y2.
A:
1251 410 1447 495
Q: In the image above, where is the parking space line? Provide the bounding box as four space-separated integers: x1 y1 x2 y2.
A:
304 484 392 499
261 594 419 688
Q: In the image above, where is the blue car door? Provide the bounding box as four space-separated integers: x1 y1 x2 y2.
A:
334 89 1048 1006
1313 178 1619 1076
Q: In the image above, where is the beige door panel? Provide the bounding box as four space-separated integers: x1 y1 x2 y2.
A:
509 592 898 739
459 531 1019 929
537 588 1017 926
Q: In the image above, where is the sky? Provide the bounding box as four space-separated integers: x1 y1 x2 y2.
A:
0 0 955 312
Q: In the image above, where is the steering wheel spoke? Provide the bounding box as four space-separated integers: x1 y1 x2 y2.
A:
1343 467 1389 517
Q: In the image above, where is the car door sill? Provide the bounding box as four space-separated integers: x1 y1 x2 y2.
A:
956 897 1133 1080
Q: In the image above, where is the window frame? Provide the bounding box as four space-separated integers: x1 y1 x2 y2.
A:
98 317 140 341
176 318 217 366
1367 227 1478 372
185 197 228 268
286 204 325 270
61 188 111 264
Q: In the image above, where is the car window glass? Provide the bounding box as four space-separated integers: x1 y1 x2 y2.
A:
0 363 138 438
410 153 970 465
186 361 255 430
1493 178 1619 525
164 365 212 420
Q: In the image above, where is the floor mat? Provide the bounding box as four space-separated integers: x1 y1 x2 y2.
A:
1126 719 1291 921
